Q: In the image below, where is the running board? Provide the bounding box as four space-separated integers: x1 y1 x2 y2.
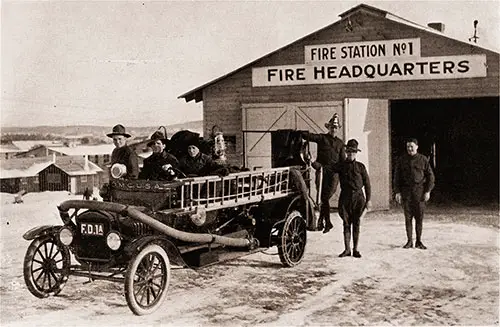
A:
187 247 269 269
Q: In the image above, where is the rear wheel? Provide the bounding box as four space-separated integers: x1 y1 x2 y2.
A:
125 244 171 315
23 236 70 298
278 210 307 267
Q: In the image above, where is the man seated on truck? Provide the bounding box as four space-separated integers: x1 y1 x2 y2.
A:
139 128 179 181
107 124 139 179
178 135 227 177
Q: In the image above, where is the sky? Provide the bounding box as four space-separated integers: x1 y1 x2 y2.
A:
1 0 499 128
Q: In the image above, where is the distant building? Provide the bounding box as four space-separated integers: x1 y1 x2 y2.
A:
0 155 103 194
12 140 63 152
16 144 114 169
15 145 60 158
0 157 52 193
0 143 22 160
38 156 103 194
46 144 115 167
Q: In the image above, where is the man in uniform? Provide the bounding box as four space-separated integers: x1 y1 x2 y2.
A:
302 113 345 233
107 124 139 180
393 138 435 249
335 139 371 258
139 129 179 181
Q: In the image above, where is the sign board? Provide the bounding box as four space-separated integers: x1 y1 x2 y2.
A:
304 38 421 63
252 38 487 87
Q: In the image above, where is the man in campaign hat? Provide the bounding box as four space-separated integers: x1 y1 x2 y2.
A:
108 124 139 179
139 128 179 181
302 113 346 233
333 139 371 258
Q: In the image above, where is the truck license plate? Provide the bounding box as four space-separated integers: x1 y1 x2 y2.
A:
81 223 104 236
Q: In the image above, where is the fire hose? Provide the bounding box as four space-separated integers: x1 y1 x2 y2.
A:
58 200 251 248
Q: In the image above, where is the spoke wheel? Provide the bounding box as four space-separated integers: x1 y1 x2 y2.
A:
278 210 307 267
23 236 70 298
125 244 171 315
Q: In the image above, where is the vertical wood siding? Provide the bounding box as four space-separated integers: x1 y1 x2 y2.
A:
38 165 69 192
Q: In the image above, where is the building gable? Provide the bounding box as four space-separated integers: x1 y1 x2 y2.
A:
179 4 498 103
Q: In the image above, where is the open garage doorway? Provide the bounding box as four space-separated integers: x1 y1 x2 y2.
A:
391 97 499 206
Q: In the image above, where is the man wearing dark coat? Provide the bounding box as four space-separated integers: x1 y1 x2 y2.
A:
393 138 435 249
302 113 346 233
139 130 179 181
334 139 371 258
108 124 139 180
178 136 219 177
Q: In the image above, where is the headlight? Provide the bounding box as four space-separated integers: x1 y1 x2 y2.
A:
106 231 122 250
59 227 73 246
110 163 127 179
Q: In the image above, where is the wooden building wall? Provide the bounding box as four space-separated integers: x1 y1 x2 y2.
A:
73 173 101 195
39 165 69 192
202 11 499 167
0 176 39 193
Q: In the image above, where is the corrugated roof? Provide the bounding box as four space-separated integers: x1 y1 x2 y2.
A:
12 141 63 151
48 144 115 156
0 156 53 178
52 156 103 176
178 3 499 103
0 155 103 178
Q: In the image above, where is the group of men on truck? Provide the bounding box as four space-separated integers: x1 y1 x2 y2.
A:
107 124 227 182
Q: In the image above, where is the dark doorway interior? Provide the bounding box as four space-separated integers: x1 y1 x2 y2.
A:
391 97 499 206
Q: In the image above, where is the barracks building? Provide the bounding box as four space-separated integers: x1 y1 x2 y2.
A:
179 4 499 210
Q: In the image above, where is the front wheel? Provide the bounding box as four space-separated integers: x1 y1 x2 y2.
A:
23 235 70 298
278 210 307 267
125 244 171 315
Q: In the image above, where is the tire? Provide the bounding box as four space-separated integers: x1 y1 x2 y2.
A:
278 210 307 267
23 236 70 298
125 244 171 315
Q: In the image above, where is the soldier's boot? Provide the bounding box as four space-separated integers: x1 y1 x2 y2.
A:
352 226 361 258
319 204 329 232
403 217 413 248
323 219 333 234
338 229 351 257
415 217 426 249
415 242 427 249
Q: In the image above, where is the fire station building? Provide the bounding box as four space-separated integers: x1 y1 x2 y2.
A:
179 4 499 210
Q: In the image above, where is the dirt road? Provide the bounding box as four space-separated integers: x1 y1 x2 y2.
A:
0 193 498 326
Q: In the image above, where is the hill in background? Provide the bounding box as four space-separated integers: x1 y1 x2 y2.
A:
0 120 204 140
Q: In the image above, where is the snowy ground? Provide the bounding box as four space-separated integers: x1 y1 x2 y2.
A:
0 191 498 326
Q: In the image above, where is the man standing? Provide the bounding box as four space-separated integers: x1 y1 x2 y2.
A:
302 113 345 233
393 138 435 249
335 139 371 258
107 124 139 180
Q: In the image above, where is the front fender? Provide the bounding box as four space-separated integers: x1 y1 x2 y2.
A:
23 225 62 241
124 235 187 268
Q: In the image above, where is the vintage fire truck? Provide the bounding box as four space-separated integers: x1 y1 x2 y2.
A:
22 130 322 315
